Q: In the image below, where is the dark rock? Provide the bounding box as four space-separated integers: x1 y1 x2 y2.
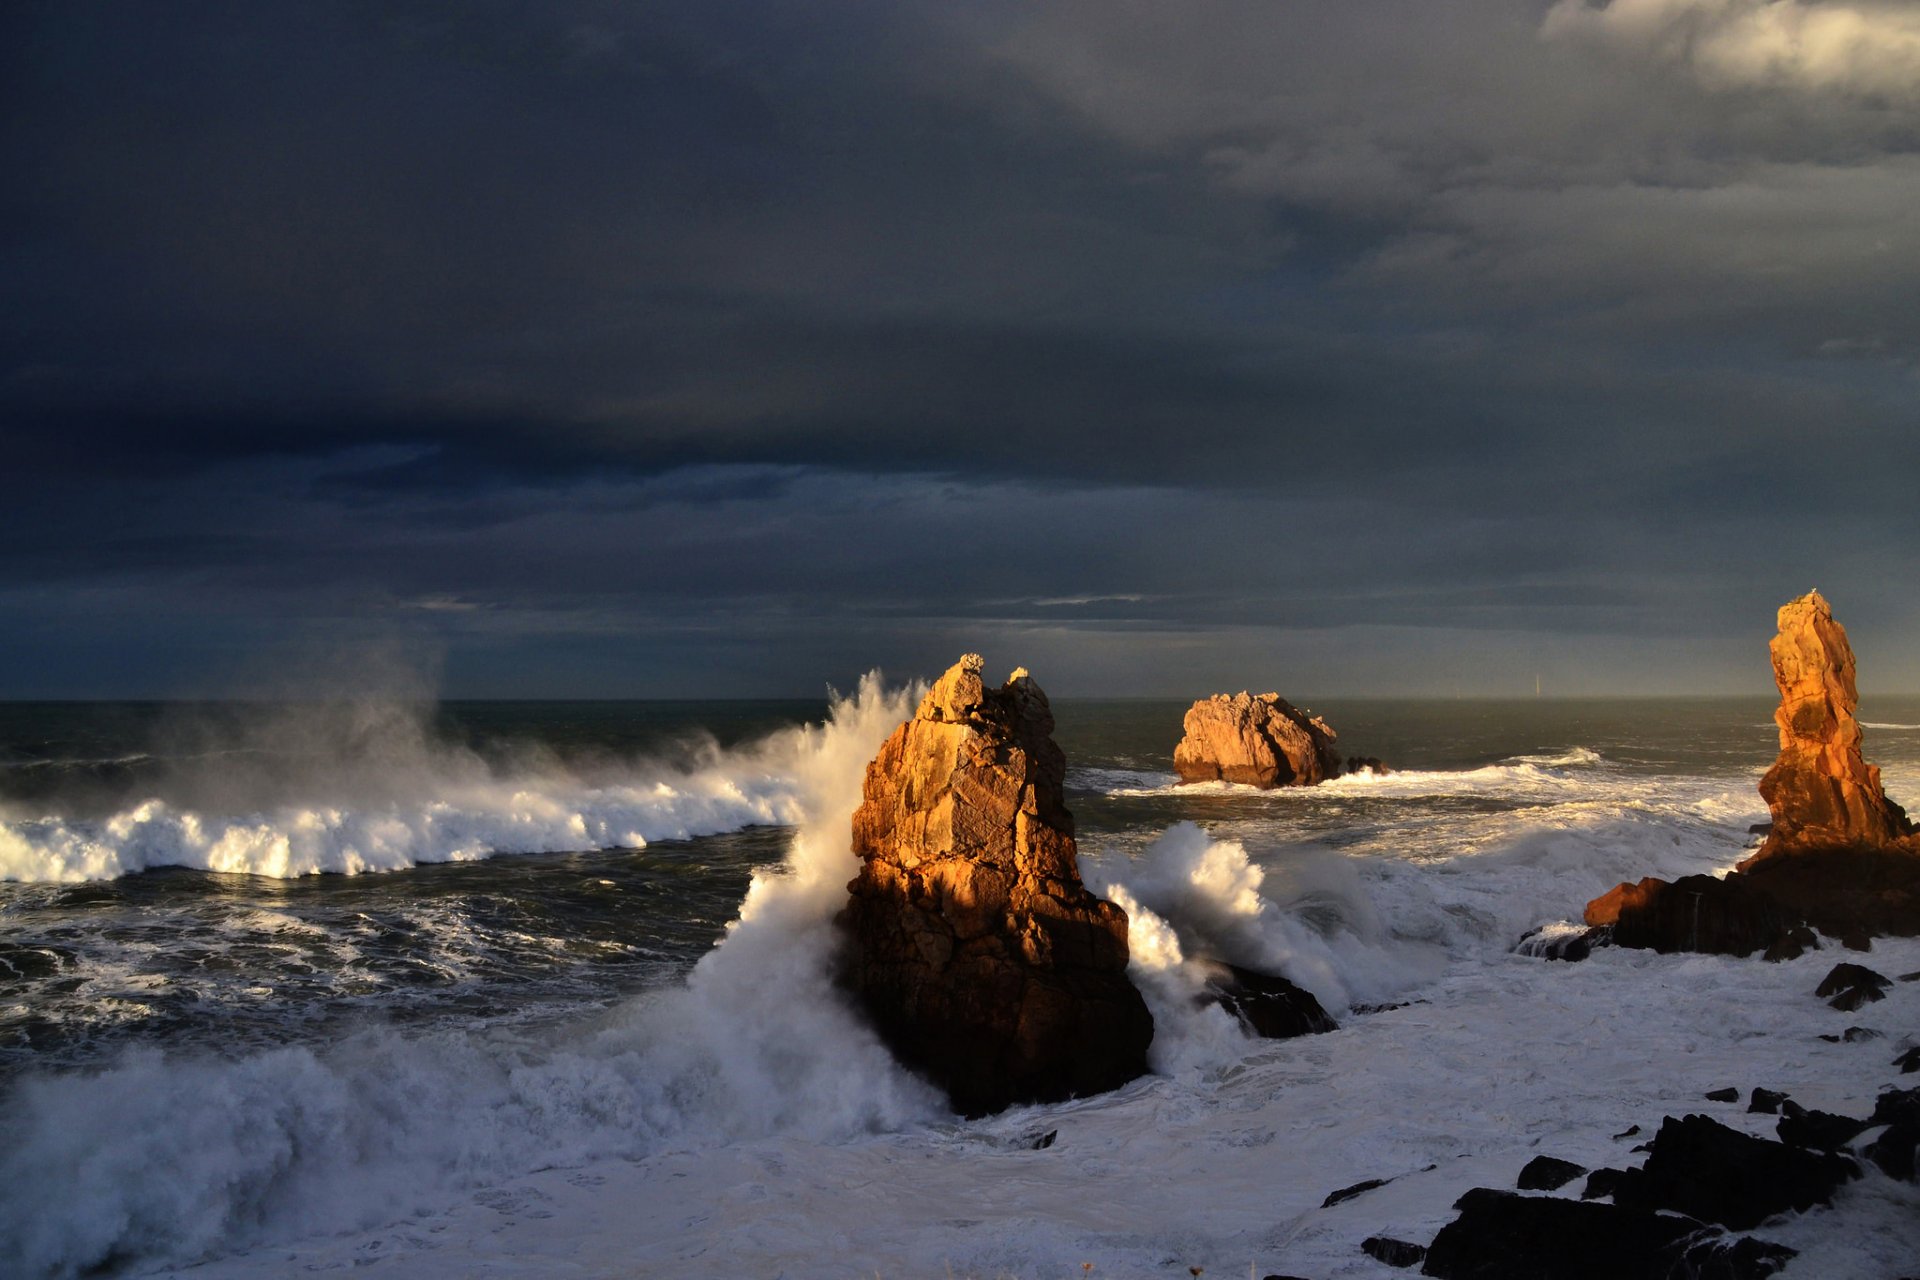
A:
1612 1123 1640 1139
1872 1086 1920 1127
1842 1025 1883 1042
1613 1114 1857 1230
1762 925 1818 962
1840 928 1873 951
1706 1087 1740 1102
1511 926 1595 962
839 656 1153 1116
1584 873 1802 957
1360 1236 1426 1268
1515 1155 1585 1191
1775 1100 1868 1152
1864 1121 1918 1182
1738 847 1920 941
1902 970 1920 981
1030 1129 1056 1150
1749 1088 1789 1115
1344 755 1390 776
1321 1176 1390 1208
1896 1045 1920 1073
1199 961 1336 1039
1422 1188 1714 1279
1580 1168 1627 1200
1749 822 1774 836
1816 962 1892 1011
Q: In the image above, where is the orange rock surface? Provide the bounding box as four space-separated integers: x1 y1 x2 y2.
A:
838 655 1152 1116
1172 691 1341 787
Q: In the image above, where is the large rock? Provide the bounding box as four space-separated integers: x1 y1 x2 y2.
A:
1751 590 1912 859
1611 1113 1857 1231
1173 691 1342 787
838 655 1154 1116
1584 592 1920 946
1582 874 1800 957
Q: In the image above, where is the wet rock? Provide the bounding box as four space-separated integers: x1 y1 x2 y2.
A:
1580 1168 1627 1200
1612 1114 1857 1230
1321 1176 1391 1208
1360 1236 1425 1267
1584 873 1800 957
1749 1088 1789 1115
1816 962 1891 1011
1029 1129 1056 1150
1762 925 1818 963
1198 961 1336 1040
1611 1123 1641 1139
1775 1100 1868 1152
839 656 1153 1116
1872 1086 1920 1127
1864 1121 1918 1181
1515 1155 1584 1191
1749 591 1913 859
1172 691 1341 787
1842 1026 1883 1042
1422 1188 1792 1280
1896 1045 1920 1073
1345 755 1390 776
1512 926 1596 962
1705 1087 1740 1102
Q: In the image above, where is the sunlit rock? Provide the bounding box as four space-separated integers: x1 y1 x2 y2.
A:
1172 691 1341 788
838 655 1153 1116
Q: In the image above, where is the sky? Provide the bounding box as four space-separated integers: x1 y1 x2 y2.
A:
5 0 1920 699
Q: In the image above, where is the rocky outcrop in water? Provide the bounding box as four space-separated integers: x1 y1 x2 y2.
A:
1750 591 1913 860
1172 691 1342 787
1579 592 1920 951
838 655 1153 1116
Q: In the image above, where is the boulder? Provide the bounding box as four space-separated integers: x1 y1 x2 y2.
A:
1583 874 1800 957
1737 847 1920 939
838 655 1153 1116
1198 961 1336 1039
1815 961 1891 1011
1422 1188 1795 1280
1172 691 1342 787
1611 1114 1857 1231
1749 591 1912 860
1515 1155 1585 1191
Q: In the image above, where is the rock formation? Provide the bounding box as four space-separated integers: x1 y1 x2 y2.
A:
1750 590 1912 861
1172 691 1342 787
1578 592 1920 952
838 655 1154 1116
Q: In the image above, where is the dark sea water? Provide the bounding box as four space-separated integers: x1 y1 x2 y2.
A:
4 689 1920 1278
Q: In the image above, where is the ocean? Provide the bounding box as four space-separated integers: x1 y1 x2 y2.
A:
2 685 1918 1277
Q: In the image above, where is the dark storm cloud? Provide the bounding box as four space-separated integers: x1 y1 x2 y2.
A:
5 0 1920 695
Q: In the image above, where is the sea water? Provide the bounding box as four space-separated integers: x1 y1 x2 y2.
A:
2 686 1918 1277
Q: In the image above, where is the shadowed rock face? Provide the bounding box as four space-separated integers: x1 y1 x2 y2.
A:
838 655 1153 1117
1172 691 1341 787
1752 590 1912 860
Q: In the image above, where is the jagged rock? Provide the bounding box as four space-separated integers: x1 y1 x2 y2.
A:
1761 924 1818 962
1583 874 1799 956
1749 591 1913 860
1749 1088 1789 1115
1816 962 1891 1011
1775 1100 1868 1152
1172 691 1341 787
1862 1090 1920 1180
1612 1114 1857 1230
1361 1236 1426 1267
1198 961 1336 1039
1422 1188 1795 1280
1896 1045 1920 1073
1580 1168 1628 1200
1705 1087 1740 1103
1737 847 1920 939
838 656 1153 1116
1515 1155 1585 1190
1345 755 1390 776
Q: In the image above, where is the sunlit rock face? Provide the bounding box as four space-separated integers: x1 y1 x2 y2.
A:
838 655 1153 1116
1751 590 1913 860
1172 691 1341 788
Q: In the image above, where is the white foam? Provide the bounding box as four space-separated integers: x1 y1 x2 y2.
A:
0 674 942 1278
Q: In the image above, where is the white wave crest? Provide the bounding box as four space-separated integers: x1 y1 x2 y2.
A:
0 723 864 883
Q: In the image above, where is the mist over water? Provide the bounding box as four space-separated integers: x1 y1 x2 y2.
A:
4 690 1920 1276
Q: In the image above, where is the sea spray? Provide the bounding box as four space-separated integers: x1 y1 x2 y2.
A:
0 674 938 1278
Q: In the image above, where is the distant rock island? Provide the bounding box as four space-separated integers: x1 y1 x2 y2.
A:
1173 691 1345 787
837 655 1153 1116
1583 590 1920 954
